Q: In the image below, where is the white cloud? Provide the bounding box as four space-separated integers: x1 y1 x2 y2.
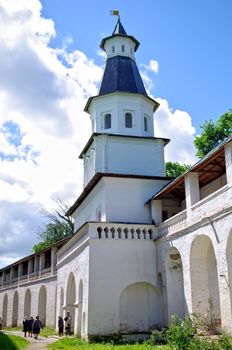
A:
0 0 197 269
155 98 197 164
0 0 102 268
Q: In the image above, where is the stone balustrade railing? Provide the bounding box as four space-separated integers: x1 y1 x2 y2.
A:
157 210 187 238
93 223 157 240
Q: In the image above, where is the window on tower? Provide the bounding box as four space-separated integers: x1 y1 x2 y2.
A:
104 113 111 129
125 112 133 128
112 45 115 53
144 115 148 132
122 44 125 52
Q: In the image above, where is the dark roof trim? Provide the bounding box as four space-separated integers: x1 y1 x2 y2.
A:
66 172 172 216
147 134 232 203
79 133 170 158
84 92 159 113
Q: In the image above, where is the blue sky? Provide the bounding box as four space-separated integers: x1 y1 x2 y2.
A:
41 0 232 131
0 0 231 268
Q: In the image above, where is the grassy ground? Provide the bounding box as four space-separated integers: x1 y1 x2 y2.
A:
0 332 29 350
48 337 170 350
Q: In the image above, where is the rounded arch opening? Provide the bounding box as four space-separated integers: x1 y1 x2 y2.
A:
190 235 221 323
24 289 31 319
12 290 19 327
38 285 47 326
2 293 8 327
119 282 162 333
66 272 76 334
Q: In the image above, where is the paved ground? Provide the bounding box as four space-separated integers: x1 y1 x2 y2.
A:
4 330 59 350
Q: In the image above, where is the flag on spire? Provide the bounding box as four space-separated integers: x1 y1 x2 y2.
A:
110 10 120 17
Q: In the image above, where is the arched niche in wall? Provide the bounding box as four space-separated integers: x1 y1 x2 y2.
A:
119 282 162 333
190 235 221 325
165 247 185 321
2 293 8 327
66 272 76 334
12 290 19 327
38 285 47 326
24 289 31 320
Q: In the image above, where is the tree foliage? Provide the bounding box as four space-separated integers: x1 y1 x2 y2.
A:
32 199 74 253
194 109 232 158
165 161 191 177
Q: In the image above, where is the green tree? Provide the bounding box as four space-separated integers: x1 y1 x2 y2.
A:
194 109 232 158
32 199 74 253
165 161 191 177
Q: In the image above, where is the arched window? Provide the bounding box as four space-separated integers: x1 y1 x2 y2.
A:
104 113 111 129
144 115 148 132
125 112 132 128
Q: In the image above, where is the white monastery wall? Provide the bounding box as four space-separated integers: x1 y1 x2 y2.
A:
0 278 57 327
57 231 90 338
156 187 232 333
88 238 161 335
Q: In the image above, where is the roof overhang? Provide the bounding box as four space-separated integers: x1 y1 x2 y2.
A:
79 133 170 159
66 172 172 216
84 91 160 114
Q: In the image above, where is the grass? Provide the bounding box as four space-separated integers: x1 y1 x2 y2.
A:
48 337 170 350
40 326 57 337
0 332 29 350
5 325 56 338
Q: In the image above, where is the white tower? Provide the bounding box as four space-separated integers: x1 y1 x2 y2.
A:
68 19 170 229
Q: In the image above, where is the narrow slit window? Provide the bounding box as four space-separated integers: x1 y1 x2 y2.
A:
122 44 125 52
112 45 115 53
144 116 148 131
125 112 132 128
104 113 111 129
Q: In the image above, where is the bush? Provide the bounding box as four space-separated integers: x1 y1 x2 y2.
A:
166 315 195 350
146 329 167 345
218 332 232 350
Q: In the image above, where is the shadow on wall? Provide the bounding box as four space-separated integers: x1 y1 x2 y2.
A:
0 332 18 350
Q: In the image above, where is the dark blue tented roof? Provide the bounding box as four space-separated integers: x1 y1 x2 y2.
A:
112 19 127 35
99 55 147 96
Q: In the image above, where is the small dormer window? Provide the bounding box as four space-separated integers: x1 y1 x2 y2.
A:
122 45 125 52
112 45 115 53
104 113 111 129
125 112 132 128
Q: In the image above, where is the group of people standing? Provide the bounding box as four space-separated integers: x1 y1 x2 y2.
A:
23 315 43 339
58 311 72 337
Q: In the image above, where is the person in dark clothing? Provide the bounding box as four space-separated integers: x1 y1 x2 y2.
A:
32 315 43 340
58 316 64 336
28 316 34 337
23 316 30 337
64 311 71 336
